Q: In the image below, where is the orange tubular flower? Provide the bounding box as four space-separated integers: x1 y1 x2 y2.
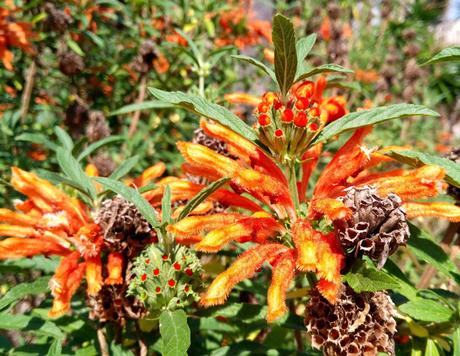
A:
0 168 104 317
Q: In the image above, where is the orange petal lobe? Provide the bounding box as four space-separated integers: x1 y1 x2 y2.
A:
403 202 460 222
105 252 124 285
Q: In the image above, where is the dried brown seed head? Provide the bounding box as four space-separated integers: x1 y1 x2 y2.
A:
58 51 84 76
86 111 111 142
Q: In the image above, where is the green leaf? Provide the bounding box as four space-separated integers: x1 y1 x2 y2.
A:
399 299 453 323
426 339 441 356
67 39 85 57
295 63 353 82
56 148 97 200
295 34 316 78
77 135 125 162
343 260 401 293
272 14 297 98
231 55 277 84
453 327 460 356
174 29 202 65
37 169 92 203
149 88 257 142
423 46 460 65
54 126 74 151
0 276 49 310
108 155 139 181
176 177 230 221
46 338 62 356
110 342 135 356
161 185 172 224
0 313 64 339
408 223 460 284
159 309 190 356
95 177 159 228
313 104 439 144
386 150 460 188
109 101 173 116
16 133 59 151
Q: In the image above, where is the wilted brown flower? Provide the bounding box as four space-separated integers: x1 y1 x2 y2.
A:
89 152 116 177
86 111 110 142
58 51 84 76
43 3 72 32
305 285 397 356
337 186 409 268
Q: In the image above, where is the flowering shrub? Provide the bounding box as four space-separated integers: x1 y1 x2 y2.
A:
0 4 460 356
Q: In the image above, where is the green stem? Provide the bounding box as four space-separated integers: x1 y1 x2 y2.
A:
288 159 300 211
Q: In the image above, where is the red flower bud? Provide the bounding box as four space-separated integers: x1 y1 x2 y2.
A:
153 268 160 276
310 106 321 117
258 102 270 113
155 287 161 293
162 255 168 260
274 129 284 138
273 99 282 110
141 273 147 281
173 262 181 271
282 109 294 123
295 97 310 110
145 258 150 265
294 112 308 127
258 114 271 126
168 279 176 287
185 268 193 276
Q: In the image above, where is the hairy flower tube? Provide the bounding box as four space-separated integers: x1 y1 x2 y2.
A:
153 113 460 323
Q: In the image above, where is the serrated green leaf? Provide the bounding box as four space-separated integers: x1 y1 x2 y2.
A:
176 177 230 221
95 177 159 227
108 155 139 181
295 63 353 82
343 260 401 293
400 299 453 323
423 46 460 65
16 133 59 151
0 277 49 310
295 34 316 79
386 150 460 188
161 185 172 224
408 223 460 284
272 14 297 98
313 104 439 144
159 309 190 356
109 101 173 116
67 39 85 57
231 55 277 84
149 88 257 141
77 135 125 162
54 127 74 151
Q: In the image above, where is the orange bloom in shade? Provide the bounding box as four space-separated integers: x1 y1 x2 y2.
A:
0 8 36 70
224 93 260 106
0 168 104 317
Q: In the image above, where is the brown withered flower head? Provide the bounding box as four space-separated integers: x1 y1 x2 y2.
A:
446 146 460 201
86 111 111 143
305 285 397 356
132 40 158 74
58 51 84 76
89 152 116 177
65 99 89 137
337 186 409 268
88 196 155 324
43 3 72 32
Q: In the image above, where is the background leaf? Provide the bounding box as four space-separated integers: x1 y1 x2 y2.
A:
295 63 353 82
423 46 460 65
109 101 173 116
295 34 316 78
54 126 74 151
399 299 453 322
159 309 191 356
77 135 125 162
272 14 297 98
149 88 257 142
313 104 439 144
231 55 277 84
343 260 401 293
386 150 460 188
0 276 49 310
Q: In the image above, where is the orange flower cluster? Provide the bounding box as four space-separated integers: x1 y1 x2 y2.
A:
214 0 271 49
0 7 36 70
157 110 460 322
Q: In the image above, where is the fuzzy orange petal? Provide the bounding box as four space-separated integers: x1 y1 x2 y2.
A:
0 208 40 226
85 255 103 295
195 214 283 252
403 202 460 222
314 127 372 198
0 237 69 258
224 93 259 106
292 220 319 271
310 198 352 221
299 144 322 201
315 232 344 283
316 279 342 304
134 162 166 187
105 252 124 285
200 243 289 307
267 250 296 322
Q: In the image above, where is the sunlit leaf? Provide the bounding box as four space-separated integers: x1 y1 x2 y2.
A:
295 63 353 82
423 46 460 65
159 310 190 356
400 299 453 323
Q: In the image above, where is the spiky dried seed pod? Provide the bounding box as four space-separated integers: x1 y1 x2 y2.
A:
86 111 110 142
95 196 152 255
446 147 460 201
88 284 147 325
43 3 72 32
404 59 422 82
404 43 421 58
327 4 341 20
65 100 89 137
337 186 409 268
89 152 116 177
132 40 158 74
305 285 397 356
58 51 84 76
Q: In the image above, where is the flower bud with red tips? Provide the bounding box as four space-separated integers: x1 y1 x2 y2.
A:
310 106 321 118
309 122 319 131
273 99 283 110
295 97 310 110
282 109 294 123
294 81 315 99
258 114 271 126
294 112 308 127
258 102 270 113
262 92 278 104
275 129 284 138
